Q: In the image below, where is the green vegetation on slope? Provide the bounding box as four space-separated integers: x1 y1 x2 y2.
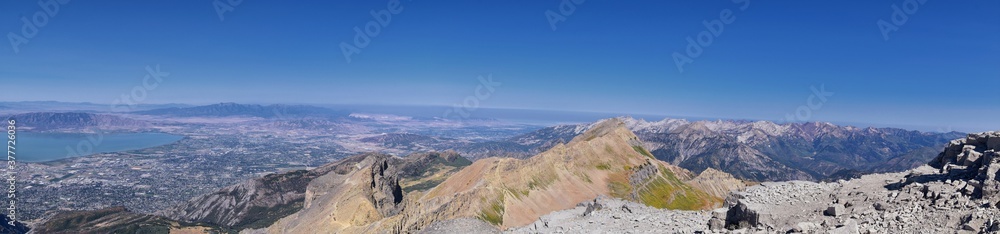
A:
632 145 654 159
477 193 506 226
637 166 719 210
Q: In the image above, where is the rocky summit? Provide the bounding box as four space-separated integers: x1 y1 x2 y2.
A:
711 131 1000 233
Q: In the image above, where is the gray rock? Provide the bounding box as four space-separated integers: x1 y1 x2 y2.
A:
582 198 603 217
825 204 846 217
830 219 859 234
988 135 1000 151
795 222 820 233
420 218 500 234
725 202 760 229
620 205 632 214
708 218 725 230
712 208 728 220
873 202 887 211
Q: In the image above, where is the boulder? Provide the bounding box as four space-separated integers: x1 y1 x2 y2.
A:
988 134 1000 151
824 204 846 217
725 202 759 230
707 218 725 230
795 222 821 233
829 219 859 234
873 202 887 211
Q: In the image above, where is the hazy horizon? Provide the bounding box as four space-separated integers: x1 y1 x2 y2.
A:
0 100 984 133
2 0 998 134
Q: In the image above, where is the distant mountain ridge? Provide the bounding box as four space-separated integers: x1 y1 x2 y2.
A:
459 117 964 182
134 103 349 119
0 101 190 112
459 124 586 160
7 112 150 131
624 118 964 181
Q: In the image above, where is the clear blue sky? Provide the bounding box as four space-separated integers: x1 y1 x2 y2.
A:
0 0 998 132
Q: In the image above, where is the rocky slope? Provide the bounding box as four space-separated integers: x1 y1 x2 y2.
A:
160 151 469 232
30 207 223 234
712 131 1000 233
471 131 1000 234
505 196 711 234
265 118 742 233
160 152 351 230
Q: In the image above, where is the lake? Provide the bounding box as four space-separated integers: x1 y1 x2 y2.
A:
14 132 184 162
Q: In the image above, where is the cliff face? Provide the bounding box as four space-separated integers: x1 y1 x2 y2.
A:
160 152 380 230
265 118 743 233
267 154 406 233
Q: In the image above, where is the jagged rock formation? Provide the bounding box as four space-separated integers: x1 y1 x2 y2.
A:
266 118 740 233
367 155 405 217
266 153 406 233
929 131 1000 205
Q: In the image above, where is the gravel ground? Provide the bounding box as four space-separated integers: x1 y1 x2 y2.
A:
420 218 501 234
506 196 711 234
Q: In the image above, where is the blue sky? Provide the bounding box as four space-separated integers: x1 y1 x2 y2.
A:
0 0 998 132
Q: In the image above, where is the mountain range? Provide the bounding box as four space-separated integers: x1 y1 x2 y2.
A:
6 112 150 131
133 103 350 119
459 117 964 182
264 118 741 233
